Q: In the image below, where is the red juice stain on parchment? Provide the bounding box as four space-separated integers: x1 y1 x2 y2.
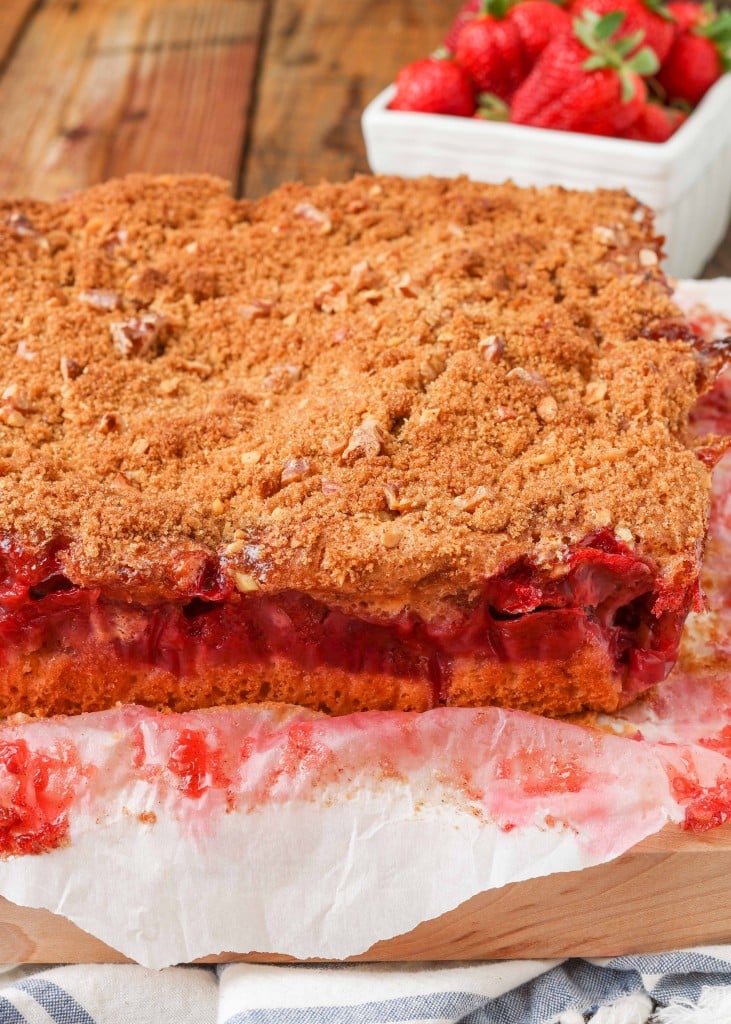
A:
496 747 589 797
276 722 336 777
167 728 231 799
127 709 348 822
0 738 86 856
665 757 731 833
683 783 731 832
698 725 731 760
123 705 609 832
441 760 484 806
130 718 233 804
130 725 146 771
241 721 342 809
120 702 730 843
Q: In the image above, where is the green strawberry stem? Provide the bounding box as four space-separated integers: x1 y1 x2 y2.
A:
475 92 511 119
574 10 660 101
670 97 693 114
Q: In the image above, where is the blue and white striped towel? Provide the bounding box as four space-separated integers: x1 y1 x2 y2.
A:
2 952 731 1023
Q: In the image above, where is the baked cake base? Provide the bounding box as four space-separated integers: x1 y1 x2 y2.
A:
0 529 692 718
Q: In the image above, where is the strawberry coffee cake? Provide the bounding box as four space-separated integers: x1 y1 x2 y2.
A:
0 174 721 719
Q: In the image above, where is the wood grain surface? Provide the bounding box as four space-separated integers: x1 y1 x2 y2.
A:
240 0 453 196
0 0 36 70
1 824 731 963
0 0 266 198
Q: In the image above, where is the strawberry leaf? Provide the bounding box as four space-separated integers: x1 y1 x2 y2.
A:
595 10 627 39
700 9 731 43
614 30 646 56
479 0 513 18
574 16 596 49
641 0 674 23
574 7 657 78
627 45 661 75
573 9 614 50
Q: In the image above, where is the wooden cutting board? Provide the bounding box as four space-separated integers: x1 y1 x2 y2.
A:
1 823 729 963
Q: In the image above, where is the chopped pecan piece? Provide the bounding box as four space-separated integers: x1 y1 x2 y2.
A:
110 313 169 359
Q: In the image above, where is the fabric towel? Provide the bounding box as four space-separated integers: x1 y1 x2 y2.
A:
3 951 731 1023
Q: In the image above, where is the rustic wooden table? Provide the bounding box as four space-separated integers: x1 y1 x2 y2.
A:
0 0 729 275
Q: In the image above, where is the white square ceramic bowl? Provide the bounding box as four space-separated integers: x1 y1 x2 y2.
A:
362 75 731 278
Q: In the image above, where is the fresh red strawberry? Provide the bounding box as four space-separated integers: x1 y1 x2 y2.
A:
389 56 476 115
657 9 731 105
511 10 659 134
656 32 721 102
455 6 529 99
508 1 572 63
445 0 481 50
621 101 687 139
665 0 710 31
454 0 570 100
569 0 676 62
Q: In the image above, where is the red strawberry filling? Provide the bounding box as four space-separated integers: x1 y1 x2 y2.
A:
0 530 693 708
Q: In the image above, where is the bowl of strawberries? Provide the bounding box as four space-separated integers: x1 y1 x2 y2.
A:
361 0 731 277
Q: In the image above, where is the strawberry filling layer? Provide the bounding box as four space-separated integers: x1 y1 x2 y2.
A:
0 531 692 705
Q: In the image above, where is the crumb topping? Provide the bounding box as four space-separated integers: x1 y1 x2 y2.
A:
0 174 710 613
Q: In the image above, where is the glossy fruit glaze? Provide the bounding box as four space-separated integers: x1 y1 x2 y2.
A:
0 530 693 704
